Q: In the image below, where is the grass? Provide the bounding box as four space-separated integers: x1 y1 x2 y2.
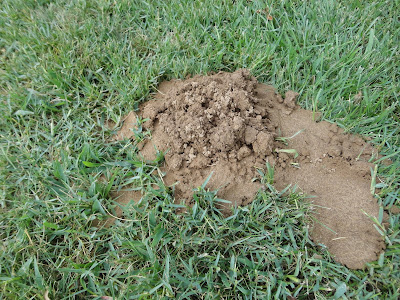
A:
0 0 399 298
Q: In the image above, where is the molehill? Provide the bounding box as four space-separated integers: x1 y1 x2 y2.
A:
111 69 385 269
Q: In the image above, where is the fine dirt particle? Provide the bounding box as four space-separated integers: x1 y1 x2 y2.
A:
114 69 385 269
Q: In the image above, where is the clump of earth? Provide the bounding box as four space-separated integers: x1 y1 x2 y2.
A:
108 69 386 270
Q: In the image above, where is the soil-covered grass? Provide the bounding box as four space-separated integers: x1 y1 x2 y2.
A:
0 0 399 298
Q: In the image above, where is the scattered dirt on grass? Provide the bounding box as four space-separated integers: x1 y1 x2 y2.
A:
390 205 400 214
110 69 385 269
92 187 142 228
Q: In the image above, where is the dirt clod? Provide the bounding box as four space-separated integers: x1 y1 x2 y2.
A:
113 69 385 269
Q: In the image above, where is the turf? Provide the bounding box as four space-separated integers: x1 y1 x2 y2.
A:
0 0 399 298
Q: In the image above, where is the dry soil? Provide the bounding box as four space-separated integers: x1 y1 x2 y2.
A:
109 69 385 269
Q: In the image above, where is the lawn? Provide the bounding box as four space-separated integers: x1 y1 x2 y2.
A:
0 0 399 299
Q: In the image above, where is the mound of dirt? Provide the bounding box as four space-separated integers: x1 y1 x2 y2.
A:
111 69 385 269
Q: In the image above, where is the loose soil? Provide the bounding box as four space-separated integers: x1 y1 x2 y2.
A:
109 69 385 269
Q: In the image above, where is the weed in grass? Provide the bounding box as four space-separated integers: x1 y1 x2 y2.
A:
275 148 299 159
275 129 304 146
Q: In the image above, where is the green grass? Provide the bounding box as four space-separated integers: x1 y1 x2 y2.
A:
1 0 399 298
